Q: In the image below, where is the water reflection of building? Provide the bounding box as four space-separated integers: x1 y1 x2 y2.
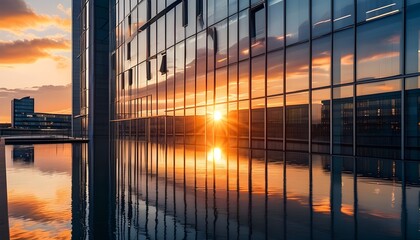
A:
12 145 34 163
72 140 115 239
0 140 9 240
112 140 420 239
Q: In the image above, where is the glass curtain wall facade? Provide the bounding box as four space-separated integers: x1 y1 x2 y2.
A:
111 0 420 160
76 0 110 139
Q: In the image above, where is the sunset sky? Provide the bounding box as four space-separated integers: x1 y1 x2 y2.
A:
0 0 72 123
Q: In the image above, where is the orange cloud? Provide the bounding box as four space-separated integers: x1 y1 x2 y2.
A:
0 0 70 33
0 38 70 65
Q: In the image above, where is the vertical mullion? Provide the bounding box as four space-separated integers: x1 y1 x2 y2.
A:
353 0 357 157
401 0 407 160
282 0 286 152
309 0 313 154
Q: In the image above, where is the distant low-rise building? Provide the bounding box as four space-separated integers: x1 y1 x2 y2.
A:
11 97 71 129
0 124 11 129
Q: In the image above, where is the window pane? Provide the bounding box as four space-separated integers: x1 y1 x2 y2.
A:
286 91 309 151
251 6 265 56
252 98 265 139
356 79 402 158
251 55 266 99
357 15 402 81
166 9 175 47
175 4 184 43
312 35 331 88
229 0 238 15
286 0 309 45
216 20 228 68
185 37 196 108
215 0 228 23
175 42 185 109
312 88 331 153
267 50 284 96
238 100 249 139
186 0 196 37
216 67 228 103
196 32 207 106
239 10 249 60
267 96 283 148
333 28 354 85
286 43 309 92
239 60 249 100
405 77 420 159
229 63 238 101
333 0 354 30
357 0 402 22
406 3 420 74
239 0 249 11
229 15 238 64
267 0 284 51
312 0 332 37
332 85 353 155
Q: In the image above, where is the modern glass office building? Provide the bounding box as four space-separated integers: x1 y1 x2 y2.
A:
111 0 420 160
11 97 71 130
73 0 110 139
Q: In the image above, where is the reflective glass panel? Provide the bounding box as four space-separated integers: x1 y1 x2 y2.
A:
333 0 354 29
286 43 309 92
312 0 332 37
312 35 331 88
286 0 309 45
185 37 196 108
239 60 250 100
405 77 420 159
251 98 265 139
332 85 353 155
216 20 228 68
196 32 207 106
229 15 238 64
357 15 402 81
286 91 309 151
251 55 266 99
267 95 283 142
267 50 284 96
229 63 238 101
216 67 228 103
356 79 402 159
312 89 331 153
267 0 284 51
406 3 420 74
333 28 354 85
251 6 265 56
239 10 250 60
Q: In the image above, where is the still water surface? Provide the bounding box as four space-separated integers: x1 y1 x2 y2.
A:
1 142 420 239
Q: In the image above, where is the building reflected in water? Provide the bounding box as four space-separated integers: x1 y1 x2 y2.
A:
12 146 34 164
111 139 420 239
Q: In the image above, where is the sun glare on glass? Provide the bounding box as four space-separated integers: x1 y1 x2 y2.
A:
213 110 222 121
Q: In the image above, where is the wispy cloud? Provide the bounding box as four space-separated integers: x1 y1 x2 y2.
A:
57 3 71 17
0 38 70 65
0 0 70 34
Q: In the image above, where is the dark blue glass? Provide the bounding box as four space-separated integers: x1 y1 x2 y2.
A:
356 80 401 159
286 0 309 45
405 77 420 160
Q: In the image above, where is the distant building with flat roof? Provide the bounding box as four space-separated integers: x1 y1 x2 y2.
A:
11 97 71 130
